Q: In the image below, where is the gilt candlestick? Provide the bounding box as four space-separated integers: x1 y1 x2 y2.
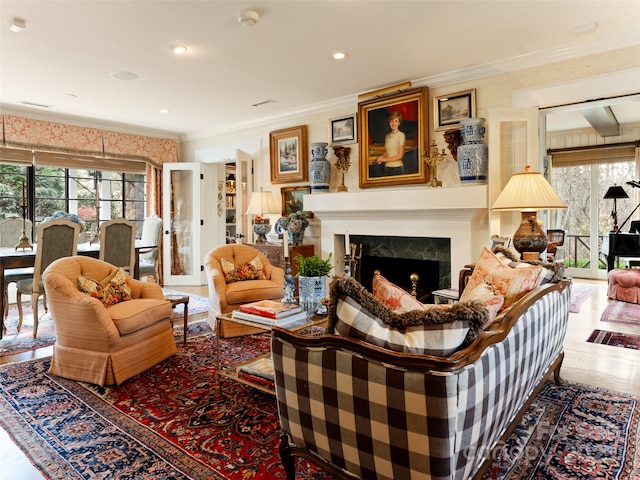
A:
15 181 32 251
333 146 352 192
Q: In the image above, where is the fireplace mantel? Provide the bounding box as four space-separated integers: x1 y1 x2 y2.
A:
304 185 489 290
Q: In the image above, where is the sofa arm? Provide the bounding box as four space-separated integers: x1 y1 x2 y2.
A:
129 279 164 300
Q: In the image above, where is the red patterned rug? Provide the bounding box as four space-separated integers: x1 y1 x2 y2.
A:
587 329 640 350
0 288 209 357
600 300 640 326
0 330 638 479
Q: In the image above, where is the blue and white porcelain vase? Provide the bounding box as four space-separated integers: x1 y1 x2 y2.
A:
457 117 488 184
309 142 330 193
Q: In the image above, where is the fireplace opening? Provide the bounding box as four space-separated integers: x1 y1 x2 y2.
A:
350 235 451 304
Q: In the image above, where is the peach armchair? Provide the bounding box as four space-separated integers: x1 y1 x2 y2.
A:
42 256 176 386
205 243 285 338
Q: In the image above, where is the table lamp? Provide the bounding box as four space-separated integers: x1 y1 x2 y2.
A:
246 189 278 243
492 166 567 261
603 184 628 232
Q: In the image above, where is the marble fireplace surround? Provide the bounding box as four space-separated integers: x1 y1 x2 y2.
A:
304 184 488 290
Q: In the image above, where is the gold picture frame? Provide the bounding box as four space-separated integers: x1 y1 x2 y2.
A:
270 125 308 184
358 86 429 188
434 89 476 131
329 114 357 145
281 186 313 218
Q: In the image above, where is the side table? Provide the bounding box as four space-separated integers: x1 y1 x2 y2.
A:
432 288 459 304
165 294 189 345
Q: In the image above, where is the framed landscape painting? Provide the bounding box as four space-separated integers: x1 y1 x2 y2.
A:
329 114 357 145
281 186 312 217
270 125 308 184
358 86 429 188
434 89 476 131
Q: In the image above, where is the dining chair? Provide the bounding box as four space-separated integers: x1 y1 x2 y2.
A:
0 216 34 320
16 218 80 338
99 218 136 275
138 215 162 283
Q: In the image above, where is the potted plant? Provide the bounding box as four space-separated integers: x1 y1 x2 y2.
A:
295 252 332 313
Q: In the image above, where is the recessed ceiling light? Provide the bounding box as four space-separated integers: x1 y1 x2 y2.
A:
111 71 138 80
171 45 187 55
332 52 346 60
8 17 26 33
160 108 170 114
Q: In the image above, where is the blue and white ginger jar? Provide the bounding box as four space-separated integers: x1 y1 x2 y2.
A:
457 117 488 184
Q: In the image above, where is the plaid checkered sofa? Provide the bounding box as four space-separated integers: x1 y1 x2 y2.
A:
272 274 571 480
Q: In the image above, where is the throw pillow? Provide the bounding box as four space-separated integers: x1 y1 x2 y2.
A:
101 267 132 306
466 247 543 311
372 273 425 312
77 267 132 307
327 276 488 356
458 281 504 324
493 245 565 284
220 256 267 284
77 275 104 300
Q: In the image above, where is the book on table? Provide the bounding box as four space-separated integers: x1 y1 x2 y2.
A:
237 355 274 387
231 308 308 326
239 299 303 319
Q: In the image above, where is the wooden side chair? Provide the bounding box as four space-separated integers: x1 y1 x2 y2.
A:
16 218 80 337
0 216 34 320
138 215 162 283
99 218 136 275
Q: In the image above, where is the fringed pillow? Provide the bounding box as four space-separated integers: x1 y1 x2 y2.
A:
492 244 565 284
327 276 488 356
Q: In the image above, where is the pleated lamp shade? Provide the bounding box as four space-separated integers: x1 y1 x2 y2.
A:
492 167 567 260
246 190 278 216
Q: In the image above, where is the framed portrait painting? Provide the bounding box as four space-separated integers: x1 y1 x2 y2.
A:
270 125 308 184
329 114 357 145
434 89 476 131
358 86 429 188
281 186 313 217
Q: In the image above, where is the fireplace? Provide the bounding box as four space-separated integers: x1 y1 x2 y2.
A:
304 185 489 290
353 235 449 303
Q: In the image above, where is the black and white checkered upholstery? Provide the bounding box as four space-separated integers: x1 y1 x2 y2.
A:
272 281 571 480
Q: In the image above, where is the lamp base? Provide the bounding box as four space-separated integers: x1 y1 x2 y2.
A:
252 221 270 244
512 211 547 260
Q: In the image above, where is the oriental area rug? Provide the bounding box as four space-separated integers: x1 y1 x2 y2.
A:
587 329 640 351
600 300 640 326
0 331 638 480
0 288 209 357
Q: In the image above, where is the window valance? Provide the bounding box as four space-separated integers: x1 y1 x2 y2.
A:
0 114 178 169
548 143 637 167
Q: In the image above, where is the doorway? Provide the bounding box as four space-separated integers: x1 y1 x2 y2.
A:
542 96 640 279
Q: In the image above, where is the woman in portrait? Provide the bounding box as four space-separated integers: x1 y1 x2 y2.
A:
375 110 406 176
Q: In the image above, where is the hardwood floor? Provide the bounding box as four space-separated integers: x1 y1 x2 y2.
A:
1 279 638 478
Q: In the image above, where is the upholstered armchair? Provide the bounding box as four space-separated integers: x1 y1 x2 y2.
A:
42 256 176 386
205 243 285 338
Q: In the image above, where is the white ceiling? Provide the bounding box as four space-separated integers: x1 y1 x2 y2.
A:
1 1 639 141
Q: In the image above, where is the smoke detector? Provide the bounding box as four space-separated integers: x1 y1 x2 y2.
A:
238 10 259 27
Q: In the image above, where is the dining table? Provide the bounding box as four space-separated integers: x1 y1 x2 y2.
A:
0 240 154 339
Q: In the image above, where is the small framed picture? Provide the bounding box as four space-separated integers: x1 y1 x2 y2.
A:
329 114 357 145
270 125 308 184
281 186 313 217
434 89 476 131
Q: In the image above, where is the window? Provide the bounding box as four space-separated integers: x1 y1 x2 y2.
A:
0 164 146 238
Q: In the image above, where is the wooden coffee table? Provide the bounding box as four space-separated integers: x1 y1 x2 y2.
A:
165 294 189 344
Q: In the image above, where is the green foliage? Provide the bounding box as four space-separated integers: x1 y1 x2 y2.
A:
294 252 333 277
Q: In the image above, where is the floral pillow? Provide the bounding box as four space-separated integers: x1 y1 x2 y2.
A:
220 256 267 284
372 274 426 312
465 247 542 311
77 267 132 307
459 281 504 324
